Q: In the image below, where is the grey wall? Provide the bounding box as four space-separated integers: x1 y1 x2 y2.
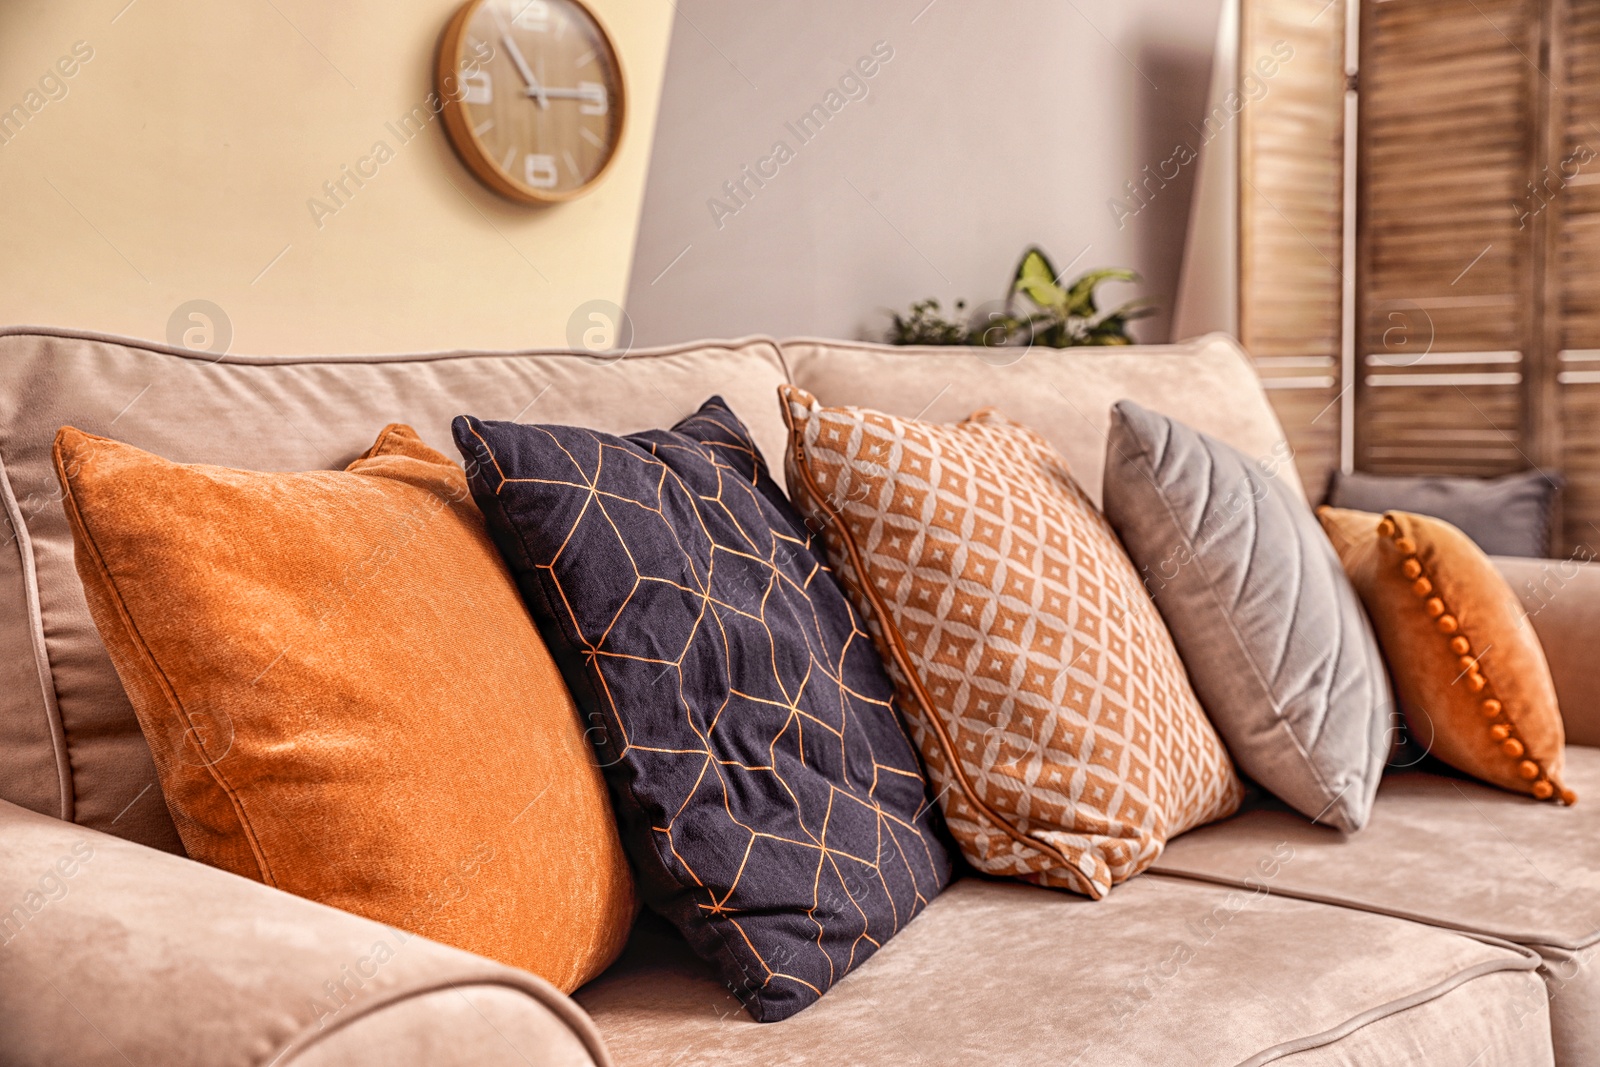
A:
623 0 1225 346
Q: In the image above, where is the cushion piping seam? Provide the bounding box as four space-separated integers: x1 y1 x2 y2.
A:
780 393 1081 886
1238 961 1544 1066
0 325 784 371
0 441 72 821
272 976 613 1067
1147 866 1599 952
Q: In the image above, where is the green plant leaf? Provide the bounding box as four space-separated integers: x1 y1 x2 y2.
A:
1011 247 1066 309
1064 267 1140 316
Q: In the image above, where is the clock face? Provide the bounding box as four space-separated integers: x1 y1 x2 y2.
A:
438 0 626 203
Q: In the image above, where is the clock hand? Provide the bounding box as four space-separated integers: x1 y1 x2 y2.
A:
500 32 548 108
522 86 604 101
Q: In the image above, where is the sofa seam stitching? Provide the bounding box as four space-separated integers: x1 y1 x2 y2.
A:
1238 962 1545 1066
271 976 615 1067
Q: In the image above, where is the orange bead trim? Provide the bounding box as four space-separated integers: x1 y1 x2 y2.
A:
1396 539 1566 803
1378 517 1397 538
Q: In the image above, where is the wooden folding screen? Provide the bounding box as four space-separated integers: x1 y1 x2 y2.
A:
1238 0 1350 502
1242 0 1597 553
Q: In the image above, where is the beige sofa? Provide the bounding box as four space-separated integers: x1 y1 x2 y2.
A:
1 327 1595 1066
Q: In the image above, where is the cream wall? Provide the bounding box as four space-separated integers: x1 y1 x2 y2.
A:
0 0 672 355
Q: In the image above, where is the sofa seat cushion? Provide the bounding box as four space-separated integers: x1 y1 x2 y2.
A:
1154 745 1600 1064
576 875 1551 1066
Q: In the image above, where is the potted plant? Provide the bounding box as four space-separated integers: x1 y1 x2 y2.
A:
888 246 1155 348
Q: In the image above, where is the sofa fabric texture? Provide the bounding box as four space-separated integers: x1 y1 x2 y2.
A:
454 398 951 1023
0 328 792 855
1319 506 1572 804
1102 401 1391 831
1155 745 1600 1065
578 875 1551 1067
782 333 1306 510
52 424 637 991
781 386 1242 900
0 799 613 1067
1324 468 1561 558
1495 554 1600 748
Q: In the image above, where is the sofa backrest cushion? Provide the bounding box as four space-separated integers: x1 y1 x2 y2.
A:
0 328 790 853
783 333 1303 510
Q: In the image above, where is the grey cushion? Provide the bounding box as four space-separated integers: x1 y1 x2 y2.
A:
1324 468 1561 558
1102 400 1391 832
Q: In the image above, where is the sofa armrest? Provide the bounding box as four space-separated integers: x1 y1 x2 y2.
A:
1494 555 1600 748
0 800 612 1067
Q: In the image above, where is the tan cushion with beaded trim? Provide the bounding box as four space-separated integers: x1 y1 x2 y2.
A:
1319 506 1573 805
780 385 1243 899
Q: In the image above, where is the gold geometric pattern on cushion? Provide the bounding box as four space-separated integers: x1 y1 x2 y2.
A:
781 387 1242 899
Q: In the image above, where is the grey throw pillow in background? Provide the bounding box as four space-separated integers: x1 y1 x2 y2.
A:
1323 469 1561 558
1103 401 1392 832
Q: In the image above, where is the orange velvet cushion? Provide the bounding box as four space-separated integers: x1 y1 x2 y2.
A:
1318 506 1574 805
53 423 638 990
781 387 1243 899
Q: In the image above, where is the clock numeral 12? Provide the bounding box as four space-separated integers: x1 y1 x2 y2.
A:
510 0 550 31
524 153 559 188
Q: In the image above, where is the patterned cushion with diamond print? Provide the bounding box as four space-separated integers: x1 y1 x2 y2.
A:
453 397 951 1023
781 386 1242 900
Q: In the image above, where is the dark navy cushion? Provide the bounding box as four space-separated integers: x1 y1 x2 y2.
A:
453 397 950 1022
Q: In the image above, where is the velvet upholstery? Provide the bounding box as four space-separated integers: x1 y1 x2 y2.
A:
0 327 790 854
1155 746 1600 1065
1102 401 1391 831
578 875 1550 1066
455 399 951 1022
2 327 1588 1064
1495 555 1600 747
0 799 611 1067
1320 506 1571 803
52 424 636 991
782 332 1304 508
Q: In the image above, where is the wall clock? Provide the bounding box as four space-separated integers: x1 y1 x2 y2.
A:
437 0 626 204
